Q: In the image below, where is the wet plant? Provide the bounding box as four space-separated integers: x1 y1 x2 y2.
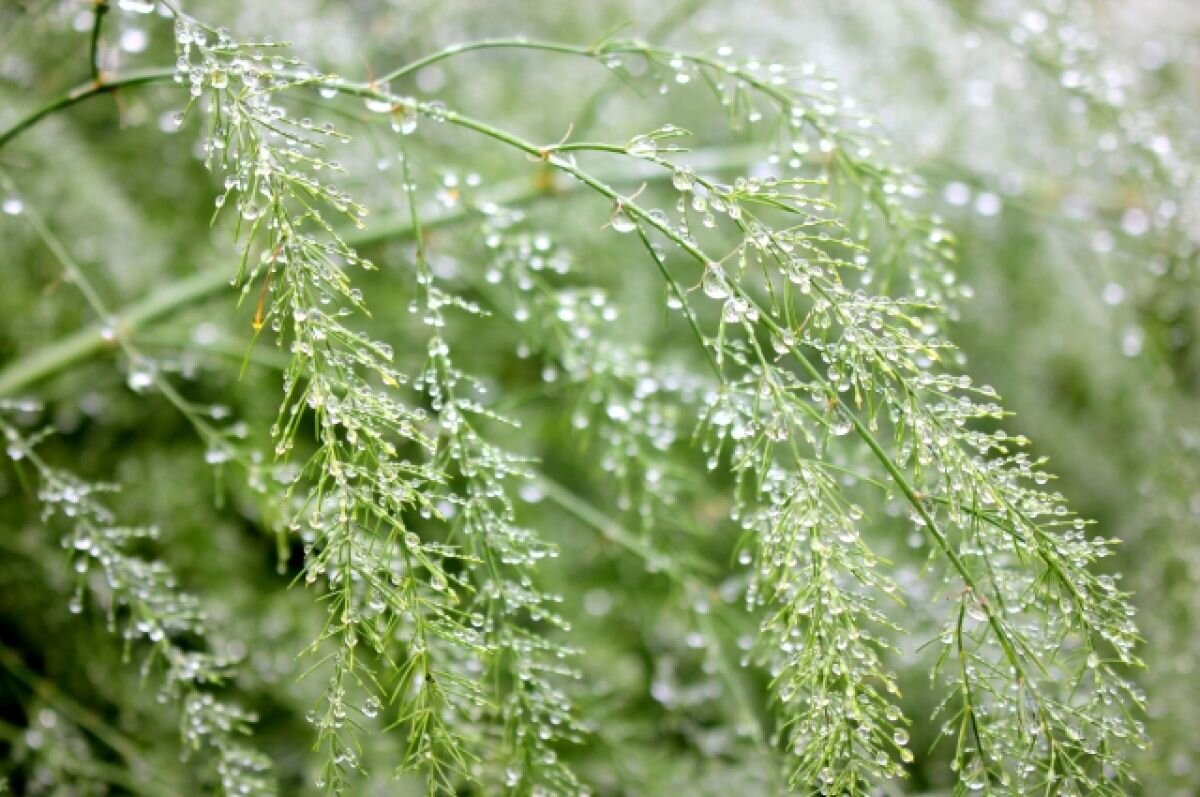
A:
0 1 1181 795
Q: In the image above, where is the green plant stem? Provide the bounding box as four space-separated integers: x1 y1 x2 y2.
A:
0 68 175 150
381 40 604 83
0 269 227 398
89 1 110 82
0 172 242 463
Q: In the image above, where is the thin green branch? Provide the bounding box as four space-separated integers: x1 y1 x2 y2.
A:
88 0 110 82
0 68 175 150
0 267 226 398
381 40 605 84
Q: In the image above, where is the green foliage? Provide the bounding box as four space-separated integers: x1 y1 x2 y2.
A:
0 1 1195 795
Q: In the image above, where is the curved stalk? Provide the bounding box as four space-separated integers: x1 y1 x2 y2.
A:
0 68 175 150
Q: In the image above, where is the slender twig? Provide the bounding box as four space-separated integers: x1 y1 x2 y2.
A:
0 68 174 150
88 0 110 82
380 40 605 84
0 267 226 398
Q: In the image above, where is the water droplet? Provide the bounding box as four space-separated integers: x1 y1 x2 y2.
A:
2 197 23 216
702 265 729 299
391 102 418 135
943 181 971 207
605 403 631 422
119 28 148 54
974 192 1001 217
610 205 636 233
204 447 230 465
118 0 156 13
96 317 118 342
829 412 852 436
711 407 734 427
127 363 156 392
1121 207 1149 237
626 135 657 158
771 329 795 354
1121 326 1144 357
364 97 391 116
672 167 694 191
722 298 744 323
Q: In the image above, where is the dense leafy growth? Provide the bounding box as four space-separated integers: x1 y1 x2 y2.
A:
1 1 1195 795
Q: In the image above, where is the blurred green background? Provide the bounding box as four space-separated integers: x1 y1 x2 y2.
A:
0 0 1197 794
